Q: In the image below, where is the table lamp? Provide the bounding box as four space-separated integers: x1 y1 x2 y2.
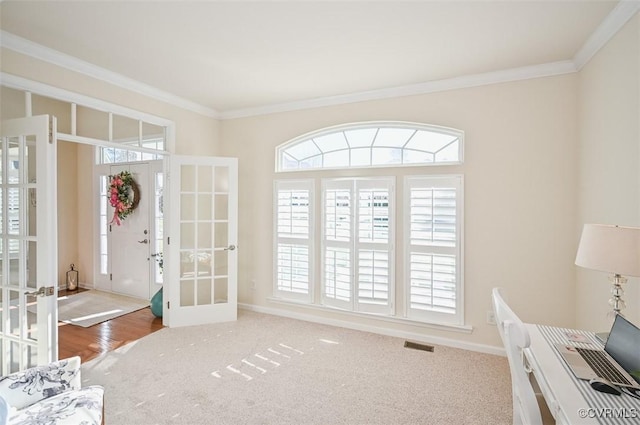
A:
575 224 640 320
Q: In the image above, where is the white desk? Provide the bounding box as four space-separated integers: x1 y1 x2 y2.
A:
525 324 640 425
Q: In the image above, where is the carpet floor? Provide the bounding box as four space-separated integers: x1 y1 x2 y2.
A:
82 310 512 424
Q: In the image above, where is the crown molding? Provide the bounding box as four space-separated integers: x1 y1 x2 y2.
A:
219 61 578 120
0 30 220 119
573 0 640 70
2 0 637 121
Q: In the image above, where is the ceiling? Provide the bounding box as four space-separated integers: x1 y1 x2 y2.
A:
0 1 626 117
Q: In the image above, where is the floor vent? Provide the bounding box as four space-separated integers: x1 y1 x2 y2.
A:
404 341 434 352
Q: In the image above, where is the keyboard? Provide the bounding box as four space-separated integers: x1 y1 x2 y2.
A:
575 347 632 386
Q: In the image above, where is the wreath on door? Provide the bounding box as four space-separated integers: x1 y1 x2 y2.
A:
108 171 140 225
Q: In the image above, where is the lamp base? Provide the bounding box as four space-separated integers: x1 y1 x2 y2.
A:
608 274 627 316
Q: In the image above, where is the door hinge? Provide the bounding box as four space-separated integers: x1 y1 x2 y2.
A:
167 237 170 245
167 301 170 309
109 225 112 232
110 273 112 281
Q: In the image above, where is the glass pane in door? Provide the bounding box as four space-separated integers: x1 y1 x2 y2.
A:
26 293 38 341
198 166 212 192
197 279 212 305
214 167 228 192
27 241 37 290
214 195 228 220
214 278 228 304
7 139 19 184
180 280 195 307
214 222 228 247
8 289 20 336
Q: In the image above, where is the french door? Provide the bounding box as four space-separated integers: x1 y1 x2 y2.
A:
165 156 238 327
0 115 58 374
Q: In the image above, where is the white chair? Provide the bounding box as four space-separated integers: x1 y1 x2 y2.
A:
492 287 554 425
0 356 104 425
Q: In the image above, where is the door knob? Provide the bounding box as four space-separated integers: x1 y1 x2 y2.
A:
138 239 149 244
224 244 236 251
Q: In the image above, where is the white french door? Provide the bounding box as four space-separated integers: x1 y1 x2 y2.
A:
0 115 58 374
165 156 238 327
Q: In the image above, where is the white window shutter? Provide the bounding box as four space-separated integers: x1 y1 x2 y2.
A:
322 178 394 314
405 175 463 324
322 180 353 310
355 180 394 314
273 180 314 302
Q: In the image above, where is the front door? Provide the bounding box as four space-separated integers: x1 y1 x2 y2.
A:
110 163 150 299
0 115 58 374
165 156 238 327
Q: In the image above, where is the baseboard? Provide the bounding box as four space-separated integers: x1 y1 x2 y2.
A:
238 302 505 357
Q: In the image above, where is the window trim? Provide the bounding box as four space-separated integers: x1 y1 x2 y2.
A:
275 121 464 172
266 295 473 333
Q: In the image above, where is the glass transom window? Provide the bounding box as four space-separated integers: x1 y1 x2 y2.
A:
276 122 463 171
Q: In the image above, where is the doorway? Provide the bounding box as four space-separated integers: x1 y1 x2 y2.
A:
95 160 163 300
1 80 238 368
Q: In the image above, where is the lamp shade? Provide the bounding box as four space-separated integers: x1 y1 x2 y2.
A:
575 224 640 277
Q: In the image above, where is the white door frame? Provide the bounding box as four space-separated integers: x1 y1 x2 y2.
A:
94 160 163 300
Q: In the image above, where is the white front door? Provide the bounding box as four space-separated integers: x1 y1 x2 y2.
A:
110 163 151 299
0 115 58 374
165 156 237 327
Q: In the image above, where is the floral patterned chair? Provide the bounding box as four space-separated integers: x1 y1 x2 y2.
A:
0 356 104 425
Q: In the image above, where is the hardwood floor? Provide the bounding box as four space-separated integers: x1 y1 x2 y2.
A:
57 289 164 363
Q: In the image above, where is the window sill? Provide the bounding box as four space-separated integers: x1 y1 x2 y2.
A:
266 296 473 334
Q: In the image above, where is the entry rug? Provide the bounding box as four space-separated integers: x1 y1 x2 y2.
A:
30 290 149 327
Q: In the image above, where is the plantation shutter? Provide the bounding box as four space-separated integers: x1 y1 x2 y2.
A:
322 180 353 310
355 179 394 314
322 178 394 314
405 176 463 324
273 180 313 302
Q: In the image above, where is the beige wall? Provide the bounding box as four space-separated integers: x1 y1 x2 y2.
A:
576 14 640 330
220 74 579 348
56 141 79 287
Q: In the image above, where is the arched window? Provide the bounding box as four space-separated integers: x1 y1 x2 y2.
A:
273 121 465 328
276 121 463 171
